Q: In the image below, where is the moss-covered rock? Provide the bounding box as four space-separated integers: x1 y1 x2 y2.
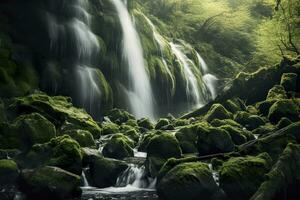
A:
102 134 134 159
157 162 224 200
101 122 120 135
173 118 190 127
280 73 298 92
223 98 245 113
137 118 154 130
210 118 242 128
20 135 83 175
104 108 135 125
266 85 287 101
252 123 276 135
20 166 81 200
146 133 182 177
234 111 265 130
0 159 19 186
155 118 170 130
219 153 272 200
175 125 198 153
220 125 247 145
0 113 56 150
250 143 300 200
268 99 299 124
205 104 232 122
276 117 292 130
11 93 101 138
137 130 162 152
124 129 140 144
60 130 96 148
89 156 128 188
256 100 276 116
197 126 235 156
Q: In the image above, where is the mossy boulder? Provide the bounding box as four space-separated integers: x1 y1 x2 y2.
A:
256 100 276 116
137 130 162 152
102 134 134 159
146 133 182 177
60 130 95 148
157 162 223 200
0 113 56 150
11 93 101 138
220 125 247 145
20 166 81 200
124 129 140 144
276 117 292 129
0 159 19 186
266 85 287 101
104 108 135 125
20 135 83 175
210 119 242 128
268 99 299 124
219 153 272 200
223 98 245 113
173 119 190 127
252 123 276 135
234 111 265 130
155 118 170 130
101 122 120 135
175 125 198 153
280 73 298 92
89 156 128 188
197 126 235 156
251 143 300 200
205 104 232 122
137 118 154 130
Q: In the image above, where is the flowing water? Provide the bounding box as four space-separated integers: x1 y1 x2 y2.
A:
111 0 155 120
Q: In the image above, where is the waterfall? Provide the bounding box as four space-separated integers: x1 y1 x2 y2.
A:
116 164 156 189
111 0 155 120
81 169 90 187
45 0 103 117
170 42 204 107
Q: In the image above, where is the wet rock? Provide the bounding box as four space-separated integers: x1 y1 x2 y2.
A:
20 166 81 200
219 153 272 200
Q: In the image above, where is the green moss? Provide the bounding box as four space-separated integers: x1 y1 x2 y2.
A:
220 125 247 145
268 99 299 124
20 166 81 199
252 123 276 135
61 130 96 148
124 129 140 144
251 143 300 200
89 156 128 188
197 126 235 156
155 118 170 130
276 117 292 130
0 159 19 186
266 85 287 101
175 124 198 153
219 153 272 200
12 93 101 138
124 119 138 127
256 100 276 116
157 162 221 200
101 122 120 135
173 119 190 127
138 130 162 152
223 98 245 113
280 73 298 92
205 104 232 122
234 111 265 130
137 118 154 130
102 133 134 159
210 118 242 128
105 108 135 125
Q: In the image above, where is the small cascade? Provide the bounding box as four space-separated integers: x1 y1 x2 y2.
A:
209 164 220 186
116 164 156 190
111 0 155 120
81 169 90 188
170 42 204 107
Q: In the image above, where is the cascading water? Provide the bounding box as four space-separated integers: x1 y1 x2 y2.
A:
45 0 103 117
111 0 155 120
170 42 204 107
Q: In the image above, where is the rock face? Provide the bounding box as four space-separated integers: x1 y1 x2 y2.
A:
219 153 272 200
157 162 223 200
0 159 19 186
20 166 81 200
197 126 235 156
89 156 128 188
146 133 182 177
102 134 134 159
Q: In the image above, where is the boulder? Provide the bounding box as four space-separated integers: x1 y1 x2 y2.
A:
11 93 101 138
210 119 242 128
223 98 244 113
175 125 198 153
146 133 182 177
155 118 170 130
219 153 272 200
268 99 299 124
220 125 247 145
197 126 235 156
0 113 56 150
20 166 81 200
138 130 162 152
61 129 96 147
234 111 265 130
256 100 276 116
101 122 120 135
205 104 232 122
266 85 287 101
157 162 224 200
0 159 19 186
104 108 135 125
124 128 140 144
280 73 298 92
89 156 128 188
137 118 154 130
102 134 134 159
20 135 83 175
276 117 292 129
